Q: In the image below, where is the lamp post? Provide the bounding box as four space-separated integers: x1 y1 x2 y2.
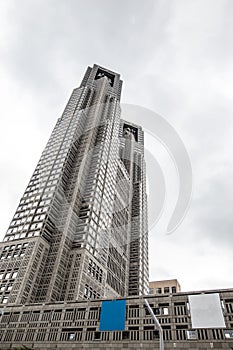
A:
144 299 164 350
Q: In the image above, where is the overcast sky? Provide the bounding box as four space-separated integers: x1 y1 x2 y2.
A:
0 0 233 292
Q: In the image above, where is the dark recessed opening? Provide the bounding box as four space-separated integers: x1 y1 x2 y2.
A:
94 331 101 340
122 331 130 340
95 68 114 87
123 123 138 142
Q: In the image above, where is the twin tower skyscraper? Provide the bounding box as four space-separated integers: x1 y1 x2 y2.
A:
0 65 149 305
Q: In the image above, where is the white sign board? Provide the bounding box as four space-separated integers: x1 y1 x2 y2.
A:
188 293 226 329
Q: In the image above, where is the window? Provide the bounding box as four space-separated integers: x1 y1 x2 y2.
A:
7 284 13 291
156 288 162 294
163 307 169 315
172 286 177 293
164 287 170 294
122 331 130 340
5 272 11 279
94 331 101 340
12 271 18 279
68 333 75 341
2 297 8 304
187 330 197 340
224 330 233 339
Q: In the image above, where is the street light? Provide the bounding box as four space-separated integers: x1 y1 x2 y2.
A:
144 299 164 350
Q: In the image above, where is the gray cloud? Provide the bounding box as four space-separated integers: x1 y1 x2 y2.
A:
192 174 233 247
0 0 233 291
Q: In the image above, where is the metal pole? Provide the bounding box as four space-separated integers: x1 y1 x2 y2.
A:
144 299 164 350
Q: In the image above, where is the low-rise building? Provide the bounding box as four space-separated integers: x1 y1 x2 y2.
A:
0 287 233 349
149 279 181 295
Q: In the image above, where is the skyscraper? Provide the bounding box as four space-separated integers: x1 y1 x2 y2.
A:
0 64 148 305
1 66 233 350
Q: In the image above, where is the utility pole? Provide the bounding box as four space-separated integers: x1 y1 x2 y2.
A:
144 299 164 350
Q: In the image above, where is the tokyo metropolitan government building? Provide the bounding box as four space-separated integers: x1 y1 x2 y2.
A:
0 64 149 305
1 65 233 350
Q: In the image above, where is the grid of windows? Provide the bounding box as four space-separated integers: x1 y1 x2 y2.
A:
0 292 232 347
0 65 148 306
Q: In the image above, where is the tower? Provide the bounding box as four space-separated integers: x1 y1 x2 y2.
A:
0 65 148 305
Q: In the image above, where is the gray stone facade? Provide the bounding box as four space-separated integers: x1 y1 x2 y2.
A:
0 289 233 349
0 65 148 306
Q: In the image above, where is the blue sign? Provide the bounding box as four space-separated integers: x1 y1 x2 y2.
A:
99 299 126 331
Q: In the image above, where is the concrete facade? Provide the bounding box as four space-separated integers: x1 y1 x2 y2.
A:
149 279 181 295
0 65 148 306
0 289 233 349
1 65 232 350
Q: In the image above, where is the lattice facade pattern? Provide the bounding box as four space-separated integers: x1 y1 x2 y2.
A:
0 290 233 349
0 65 149 305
